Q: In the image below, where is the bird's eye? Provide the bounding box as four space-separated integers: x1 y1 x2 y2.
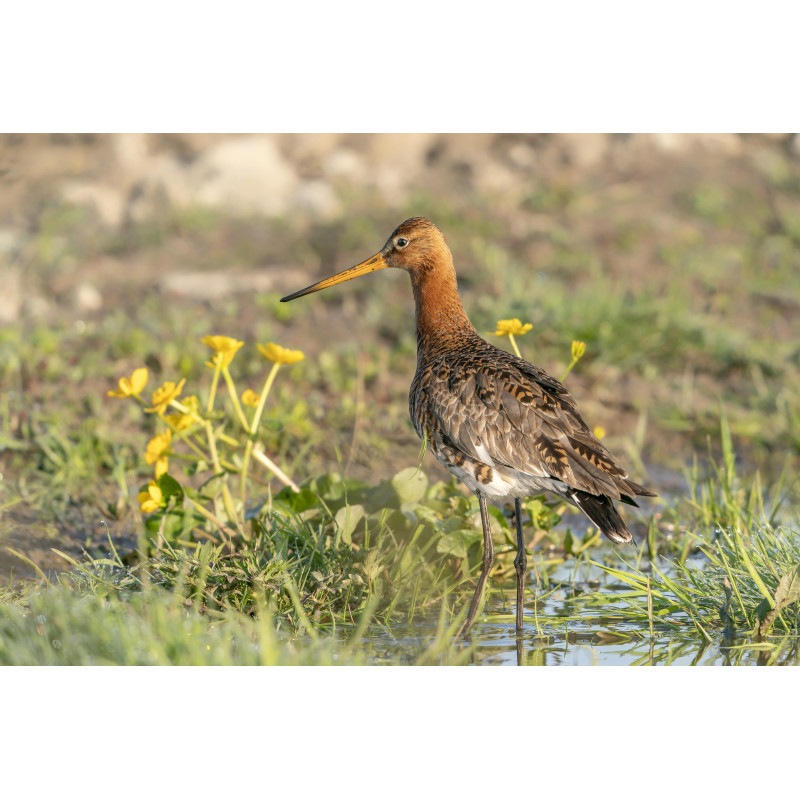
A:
395 237 409 248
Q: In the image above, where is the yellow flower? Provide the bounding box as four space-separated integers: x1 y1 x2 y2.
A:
202 335 244 369
491 319 533 337
571 340 586 360
593 426 606 440
146 378 187 415
137 480 164 513
164 414 194 431
202 335 243 352
108 367 148 398
145 431 172 478
144 430 171 465
165 395 200 430
258 342 305 365
241 389 260 407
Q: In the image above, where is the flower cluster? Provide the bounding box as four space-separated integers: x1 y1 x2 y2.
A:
109 335 305 534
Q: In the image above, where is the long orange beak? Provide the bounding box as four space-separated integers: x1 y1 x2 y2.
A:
281 253 388 302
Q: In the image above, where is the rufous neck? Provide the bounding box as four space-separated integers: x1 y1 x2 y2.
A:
410 262 477 353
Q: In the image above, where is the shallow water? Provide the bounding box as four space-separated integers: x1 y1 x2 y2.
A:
344 556 800 666
353 600 798 665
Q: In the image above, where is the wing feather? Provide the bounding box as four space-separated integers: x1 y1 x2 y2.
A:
414 344 650 502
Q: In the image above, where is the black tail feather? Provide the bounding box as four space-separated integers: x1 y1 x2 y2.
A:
569 489 632 544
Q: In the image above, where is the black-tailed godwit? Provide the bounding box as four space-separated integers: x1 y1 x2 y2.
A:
282 217 655 635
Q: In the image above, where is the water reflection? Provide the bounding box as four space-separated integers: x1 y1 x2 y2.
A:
321 549 799 665
348 592 800 666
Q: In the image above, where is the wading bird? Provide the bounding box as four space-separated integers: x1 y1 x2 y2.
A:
282 218 655 636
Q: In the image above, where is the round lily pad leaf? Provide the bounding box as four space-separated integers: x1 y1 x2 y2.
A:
391 467 428 504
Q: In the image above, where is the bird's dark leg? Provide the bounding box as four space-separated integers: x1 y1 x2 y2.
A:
513 497 527 633
456 493 495 638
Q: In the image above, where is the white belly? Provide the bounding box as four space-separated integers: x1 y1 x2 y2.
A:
436 452 568 505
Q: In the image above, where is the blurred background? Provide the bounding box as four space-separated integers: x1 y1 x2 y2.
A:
1 132 799 575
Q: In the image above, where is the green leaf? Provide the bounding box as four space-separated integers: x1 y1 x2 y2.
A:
436 529 483 559
774 563 800 606
486 505 510 529
307 473 367 502
392 467 428 504
197 473 228 499
334 504 365 545
156 473 184 504
274 486 321 513
144 509 201 543
405 505 440 527
362 479 397 511
757 562 800 637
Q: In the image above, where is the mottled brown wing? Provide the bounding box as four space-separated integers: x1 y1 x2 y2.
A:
418 345 652 502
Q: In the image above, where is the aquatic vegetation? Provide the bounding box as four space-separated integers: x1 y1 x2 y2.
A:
595 417 800 645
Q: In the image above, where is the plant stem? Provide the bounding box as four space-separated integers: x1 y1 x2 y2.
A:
252 447 300 492
185 495 237 544
203 418 239 533
222 367 251 433
560 357 579 382
240 363 281 509
207 359 222 414
252 363 280 435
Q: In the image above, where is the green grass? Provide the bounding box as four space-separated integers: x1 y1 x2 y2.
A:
0 580 472 666
0 528 476 665
592 417 800 648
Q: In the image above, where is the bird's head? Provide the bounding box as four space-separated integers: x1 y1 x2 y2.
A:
280 217 452 302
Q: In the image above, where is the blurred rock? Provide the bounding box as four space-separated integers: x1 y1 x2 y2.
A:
60 181 126 227
505 141 539 172
129 154 193 221
0 228 22 254
366 133 438 197
472 161 525 202
323 148 367 183
111 133 151 179
279 133 344 168
697 133 743 155
559 133 609 168
22 295 51 320
293 179 341 219
0 267 22 323
438 134 495 165
72 283 103 313
188 136 299 216
367 133 437 168
643 132 743 156
160 268 312 300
